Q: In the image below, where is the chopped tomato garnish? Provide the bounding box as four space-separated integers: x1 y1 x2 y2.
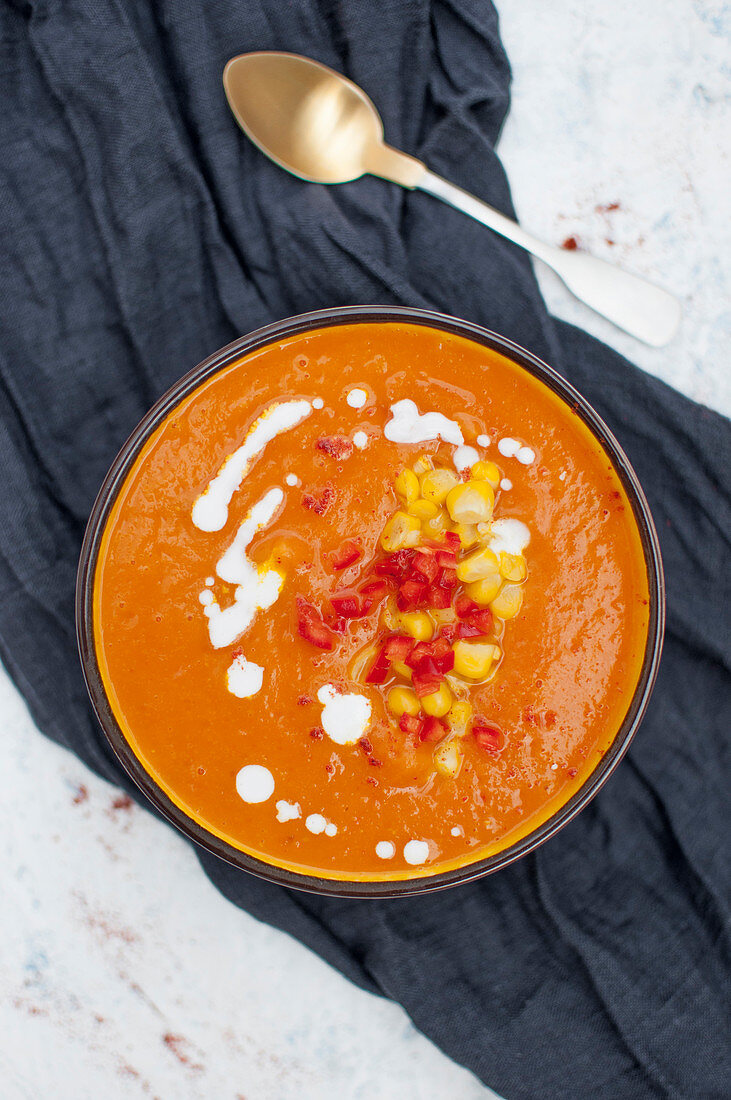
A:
296 597 334 650
330 539 362 571
360 579 389 612
441 622 459 641
473 721 505 754
374 549 414 578
399 713 425 737
427 583 452 609
435 548 457 569
412 550 439 583
420 716 447 742
444 532 461 551
302 485 336 515
438 566 458 588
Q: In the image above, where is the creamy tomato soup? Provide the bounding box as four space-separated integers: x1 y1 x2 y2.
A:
93 322 650 881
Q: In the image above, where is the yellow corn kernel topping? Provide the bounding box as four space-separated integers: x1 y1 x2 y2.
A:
433 739 464 778
380 510 420 552
471 460 500 489
490 583 524 620
421 682 453 718
412 453 434 475
445 480 495 524
448 700 473 736
420 468 460 504
452 640 500 680
465 574 503 606
394 468 419 504
408 498 439 521
387 686 420 718
456 546 500 583
422 509 450 538
499 552 527 582
396 610 434 641
391 659 412 679
451 522 479 549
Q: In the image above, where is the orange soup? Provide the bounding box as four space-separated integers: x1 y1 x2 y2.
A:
93 321 650 881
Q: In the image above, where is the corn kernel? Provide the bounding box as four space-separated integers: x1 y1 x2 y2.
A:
451 522 479 549
387 685 420 717
448 700 473 736
408 498 439 520
391 659 412 679
465 575 503 605
490 583 524 620
434 739 464 778
348 643 379 683
394 468 419 504
456 546 499 583
380 510 421 552
412 453 434 475
499 552 527 582
420 468 459 504
422 509 450 538
421 682 453 717
431 608 457 626
471 460 500 489
445 480 495 524
396 611 434 641
380 596 399 632
452 640 498 680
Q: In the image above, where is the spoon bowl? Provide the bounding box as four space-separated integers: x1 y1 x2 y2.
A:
224 52 382 183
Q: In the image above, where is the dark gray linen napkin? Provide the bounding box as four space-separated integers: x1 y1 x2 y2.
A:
1 2 729 1097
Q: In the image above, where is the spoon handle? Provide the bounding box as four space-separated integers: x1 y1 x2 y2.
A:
415 168 681 347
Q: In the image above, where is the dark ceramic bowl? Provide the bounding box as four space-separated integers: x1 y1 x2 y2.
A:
76 306 665 898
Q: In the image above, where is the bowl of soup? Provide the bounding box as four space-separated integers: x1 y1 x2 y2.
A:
77 306 664 897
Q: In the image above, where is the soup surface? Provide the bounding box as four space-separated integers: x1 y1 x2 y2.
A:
94 322 650 881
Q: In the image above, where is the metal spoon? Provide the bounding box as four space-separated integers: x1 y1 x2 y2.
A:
223 51 681 346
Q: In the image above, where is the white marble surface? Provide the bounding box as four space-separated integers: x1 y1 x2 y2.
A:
2 4 728 1098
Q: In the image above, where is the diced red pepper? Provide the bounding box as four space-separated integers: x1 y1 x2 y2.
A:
397 578 428 610
360 579 389 613
468 608 494 634
412 550 439 583
330 539 362 571
455 594 480 619
374 549 414 578
444 532 460 551
316 435 353 460
296 597 334 650
399 713 425 737
457 621 483 638
366 646 391 684
412 670 443 697
330 591 364 619
435 548 457 569
428 583 452 610
331 616 348 633
441 622 458 641
473 722 505 754
438 566 458 588
383 634 414 661
420 716 447 742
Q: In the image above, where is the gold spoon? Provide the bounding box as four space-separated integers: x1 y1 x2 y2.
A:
223 51 681 347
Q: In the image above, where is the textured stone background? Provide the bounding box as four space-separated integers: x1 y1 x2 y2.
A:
2 2 728 1097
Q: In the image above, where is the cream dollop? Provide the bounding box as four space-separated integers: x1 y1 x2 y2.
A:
403 840 430 865
226 653 264 698
316 684 371 746
384 400 463 446
488 518 531 556
235 765 274 804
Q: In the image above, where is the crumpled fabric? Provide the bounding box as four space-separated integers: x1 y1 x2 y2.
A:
1 2 729 1097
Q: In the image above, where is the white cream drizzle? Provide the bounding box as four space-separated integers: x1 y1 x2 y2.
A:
353 431 369 450
497 437 521 458
517 446 535 465
285 473 299 487
191 400 312 531
203 488 284 649
305 813 337 836
235 765 274 804
376 841 395 860
317 684 371 746
500 478 512 491
477 433 490 447
450 826 464 837
453 444 479 471
312 397 324 409
403 840 430 865
346 388 368 409
226 653 264 698
489 518 531 557
384 400 463 446
275 800 301 823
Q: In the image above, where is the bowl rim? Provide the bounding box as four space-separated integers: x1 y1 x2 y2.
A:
76 305 665 898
